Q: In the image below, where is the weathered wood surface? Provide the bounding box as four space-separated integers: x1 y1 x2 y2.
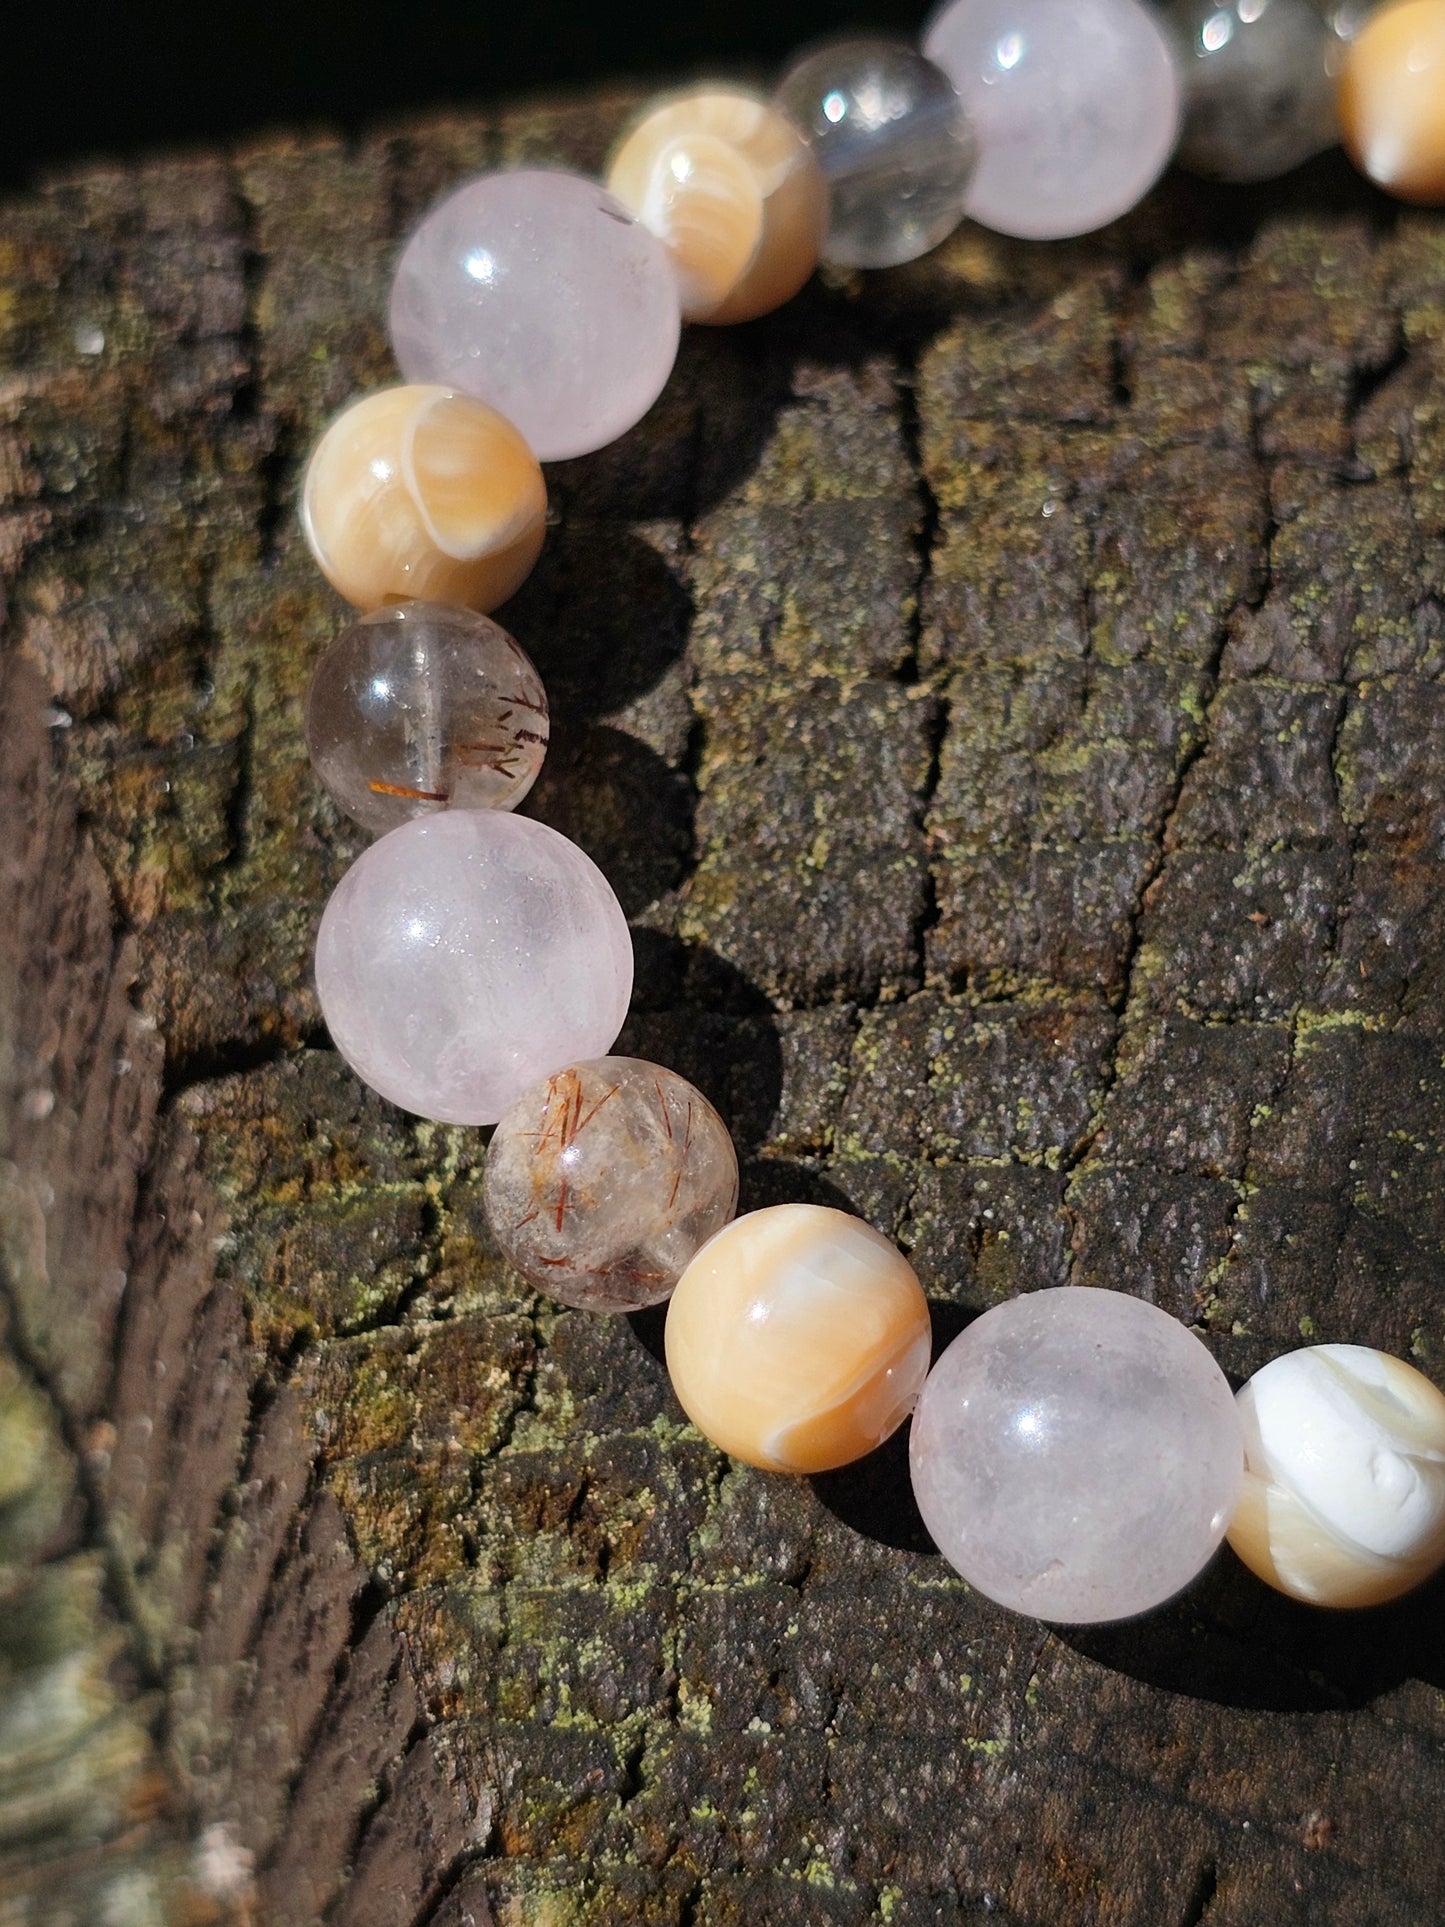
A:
2 86 1445 1927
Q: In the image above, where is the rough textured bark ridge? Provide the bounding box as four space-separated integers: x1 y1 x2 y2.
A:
2 85 1445 1926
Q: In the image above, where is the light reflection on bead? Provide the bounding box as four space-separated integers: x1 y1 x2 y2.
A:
1227 1345 1445 1606
1168 0 1339 181
389 170 682 460
664 1205 932 1472
315 812 633 1127
305 602 549 837
909 1287 1243 1623
607 89 828 323
483 1057 739 1312
923 0 1182 239
1320 0 1379 40
774 38 978 268
1338 0 1445 204
301 385 547 614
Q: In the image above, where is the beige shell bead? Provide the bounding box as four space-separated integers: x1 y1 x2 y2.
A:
1337 0 1445 205
664 1203 933 1473
301 385 547 614
607 89 829 324
1227 1344 1445 1607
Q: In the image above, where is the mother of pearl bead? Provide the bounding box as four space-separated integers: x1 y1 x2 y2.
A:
388 171 682 461
664 1205 932 1473
301 385 546 614
607 90 829 324
1337 0 1445 205
1227 1345 1445 1607
909 1287 1243 1623
923 0 1181 240
315 811 633 1127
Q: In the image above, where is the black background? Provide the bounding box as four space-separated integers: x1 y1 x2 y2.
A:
5 0 931 192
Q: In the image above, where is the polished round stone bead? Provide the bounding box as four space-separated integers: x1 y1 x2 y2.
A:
483 1057 739 1313
1338 0 1445 204
664 1204 932 1473
388 170 682 461
774 39 977 268
305 602 549 838
923 0 1182 239
909 1287 1243 1623
301 385 547 613
607 89 828 323
1168 0 1339 182
1227 1345 1445 1607
315 812 633 1127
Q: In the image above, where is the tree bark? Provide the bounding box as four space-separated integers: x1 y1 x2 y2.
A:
2 89 1445 1927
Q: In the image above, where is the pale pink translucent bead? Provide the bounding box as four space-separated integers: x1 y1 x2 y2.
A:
909 1287 1243 1623
387 170 682 462
923 0 1182 240
314 812 633 1126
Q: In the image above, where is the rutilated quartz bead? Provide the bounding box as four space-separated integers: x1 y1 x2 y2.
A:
607 89 829 323
483 1058 739 1313
1337 0 1445 203
1227 1345 1445 1607
664 1204 932 1473
305 602 549 837
774 38 978 268
300 385 546 614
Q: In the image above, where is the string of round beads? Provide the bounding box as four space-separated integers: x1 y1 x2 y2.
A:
296 0 1445 1628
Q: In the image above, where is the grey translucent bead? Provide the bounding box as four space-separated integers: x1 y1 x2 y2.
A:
774 38 977 268
1168 0 1340 181
305 601 549 838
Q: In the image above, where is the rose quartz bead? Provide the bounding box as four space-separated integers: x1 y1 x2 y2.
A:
388 171 682 462
315 812 633 1126
923 0 1182 239
909 1287 1243 1622
483 1057 739 1312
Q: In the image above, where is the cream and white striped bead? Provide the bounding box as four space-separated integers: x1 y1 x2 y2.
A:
1228 1344 1445 1608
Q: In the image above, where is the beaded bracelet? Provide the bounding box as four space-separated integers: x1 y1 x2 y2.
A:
289 0 1445 1630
